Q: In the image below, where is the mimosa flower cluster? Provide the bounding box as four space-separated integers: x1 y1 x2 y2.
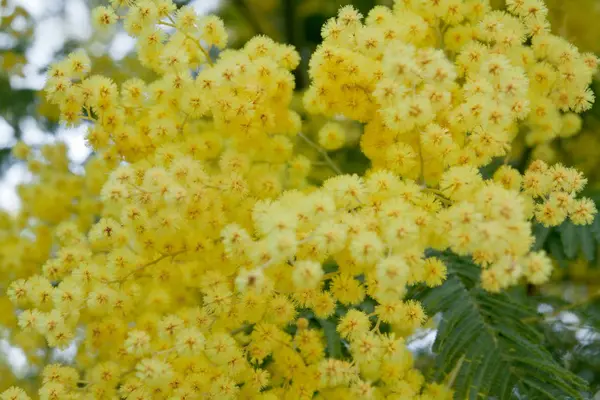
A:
306 0 597 179
1 0 597 399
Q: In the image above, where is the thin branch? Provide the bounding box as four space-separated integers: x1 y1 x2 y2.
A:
297 132 342 175
421 187 453 206
416 131 425 185
232 0 267 37
230 323 252 336
503 148 512 165
446 354 465 388
108 250 186 284
160 19 214 67
522 291 600 323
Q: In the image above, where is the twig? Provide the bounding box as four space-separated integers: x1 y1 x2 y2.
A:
446 355 465 388
421 187 453 206
230 323 252 336
160 19 214 67
521 291 600 323
231 0 268 38
108 250 185 284
416 131 425 185
503 148 512 165
407 328 435 345
297 132 342 175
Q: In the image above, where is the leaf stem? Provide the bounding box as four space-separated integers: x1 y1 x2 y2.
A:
297 132 342 175
108 250 186 284
416 131 425 185
231 0 270 38
446 354 465 388
160 19 214 67
421 187 453 205
522 290 600 323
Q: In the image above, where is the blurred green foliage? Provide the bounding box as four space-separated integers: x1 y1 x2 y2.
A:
0 1 38 164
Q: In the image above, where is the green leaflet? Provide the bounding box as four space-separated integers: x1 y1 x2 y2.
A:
411 252 588 399
532 223 551 251
318 318 343 359
591 216 600 242
561 221 580 259
533 215 600 265
579 225 596 261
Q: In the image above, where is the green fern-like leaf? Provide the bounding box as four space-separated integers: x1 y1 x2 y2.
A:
412 252 588 399
561 221 580 259
533 215 600 265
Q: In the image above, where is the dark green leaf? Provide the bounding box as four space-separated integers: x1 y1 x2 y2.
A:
303 13 329 44
591 215 600 242
560 221 579 259
532 223 552 251
412 253 588 399
547 233 568 267
578 225 596 261
318 318 342 359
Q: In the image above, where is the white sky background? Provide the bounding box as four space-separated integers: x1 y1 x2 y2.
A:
0 0 220 213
